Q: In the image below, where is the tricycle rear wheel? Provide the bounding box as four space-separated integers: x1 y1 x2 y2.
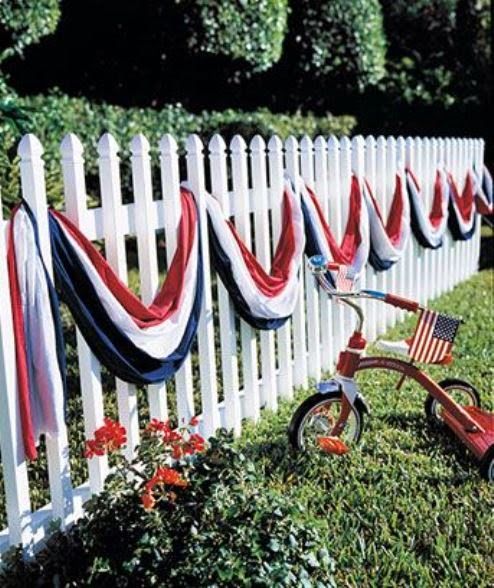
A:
424 378 480 424
479 446 494 482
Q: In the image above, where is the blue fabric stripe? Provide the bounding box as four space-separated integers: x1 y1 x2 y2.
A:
49 212 203 385
447 201 477 241
22 203 68 414
207 215 289 330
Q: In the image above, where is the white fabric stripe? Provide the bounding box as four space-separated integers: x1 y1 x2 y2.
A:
409 309 427 358
448 172 476 234
300 181 370 276
201 179 306 319
56 218 199 360
406 169 449 242
362 181 410 262
14 208 65 440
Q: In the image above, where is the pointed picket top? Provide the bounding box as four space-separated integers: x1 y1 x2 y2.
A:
284 135 298 154
209 133 227 154
230 134 247 154
18 133 44 160
351 135 365 174
159 133 178 155
365 135 376 148
130 133 150 156
267 134 282 152
61 133 84 161
312 135 326 153
376 135 386 150
301 134 314 153
249 134 266 153
340 135 351 149
386 135 396 148
327 134 339 152
186 133 203 156
396 136 406 168
98 132 120 158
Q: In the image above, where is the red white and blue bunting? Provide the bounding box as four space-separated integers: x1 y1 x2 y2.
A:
301 175 370 281
6 164 492 458
206 178 305 330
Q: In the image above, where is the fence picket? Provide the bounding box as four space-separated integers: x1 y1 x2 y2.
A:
130 134 169 422
250 135 278 409
230 135 260 421
185 135 220 437
18 134 74 524
208 134 241 431
267 135 293 398
0 192 32 549
61 134 108 494
159 135 195 426
97 134 141 459
285 136 308 389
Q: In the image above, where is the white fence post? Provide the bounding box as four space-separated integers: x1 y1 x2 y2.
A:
208 134 241 431
130 134 169 423
230 135 261 421
185 135 220 438
285 136 308 389
267 135 293 399
17 134 74 525
327 136 345 360
0 192 32 549
300 135 322 380
386 136 398 326
97 133 140 458
61 134 108 495
159 134 195 426
250 135 278 410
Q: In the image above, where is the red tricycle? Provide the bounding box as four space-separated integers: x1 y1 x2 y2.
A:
288 255 494 481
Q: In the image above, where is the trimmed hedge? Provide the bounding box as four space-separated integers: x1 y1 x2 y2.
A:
183 0 289 73
0 90 356 212
288 0 387 91
0 0 61 63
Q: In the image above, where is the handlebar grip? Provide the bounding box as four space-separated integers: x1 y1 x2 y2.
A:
384 294 419 312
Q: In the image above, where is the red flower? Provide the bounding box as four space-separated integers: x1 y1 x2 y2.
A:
84 418 127 458
155 466 188 487
141 491 156 511
189 416 199 427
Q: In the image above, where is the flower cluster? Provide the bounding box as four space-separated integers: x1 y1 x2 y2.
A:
84 415 205 513
84 417 127 458
145 417 205 460
141 466 188 511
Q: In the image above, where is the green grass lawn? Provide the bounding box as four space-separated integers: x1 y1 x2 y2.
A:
236 269 494 586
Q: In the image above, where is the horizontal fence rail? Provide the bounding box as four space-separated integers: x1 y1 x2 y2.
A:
0 133 484 555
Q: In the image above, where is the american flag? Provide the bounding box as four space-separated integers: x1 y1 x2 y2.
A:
408 310 460 363
334 265 353 292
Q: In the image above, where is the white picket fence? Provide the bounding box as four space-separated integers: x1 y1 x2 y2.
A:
0 133 484 555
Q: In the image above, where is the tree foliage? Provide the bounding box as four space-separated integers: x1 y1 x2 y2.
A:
0 0 61 63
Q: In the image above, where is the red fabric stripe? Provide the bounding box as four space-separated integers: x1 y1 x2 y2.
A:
51 189 197 328
306 176 363 264
227 190 296 297
449 172 475 223
430 171 446 229
7 206 38 460
365 175 404 246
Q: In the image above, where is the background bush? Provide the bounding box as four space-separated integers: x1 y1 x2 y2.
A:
0 0 61 63
182 0 289 74
287 0 387 93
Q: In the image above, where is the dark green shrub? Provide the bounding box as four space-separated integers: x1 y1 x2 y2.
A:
0 90 356 213
288 0 387 92
379 0 457 106
0 434 334 586
0 0 61 63
182 0 289 73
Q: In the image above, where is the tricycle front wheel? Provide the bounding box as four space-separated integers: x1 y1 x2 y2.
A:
288 390 365 451
479 446 494 482
424 378 480 424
